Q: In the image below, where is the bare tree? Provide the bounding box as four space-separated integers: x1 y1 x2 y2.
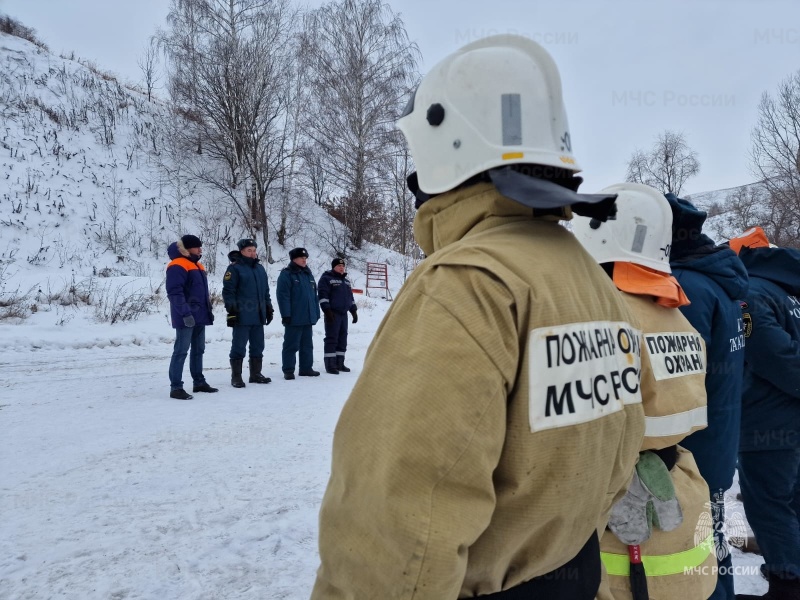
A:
297 144 329 207
750 69 800 248
625 130 700 195
303 0 420 249
152 110 199 238
137 37 161 102
271 32 313 255
383 129 416 278
160 0 299 252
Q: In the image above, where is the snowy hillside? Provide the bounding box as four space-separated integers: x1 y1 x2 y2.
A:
0 31 409 342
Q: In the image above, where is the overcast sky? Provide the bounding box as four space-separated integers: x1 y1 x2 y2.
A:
3 0 799 196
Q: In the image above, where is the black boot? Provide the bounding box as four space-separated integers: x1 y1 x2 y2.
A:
193 381 219 393
325 356 339 375
230 358 246 388
170 388 193 400
248 357 271 383
299 369 320 376
283 371 295 380
737 573 800 600
337 355 351 372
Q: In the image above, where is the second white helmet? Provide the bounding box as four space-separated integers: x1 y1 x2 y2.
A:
396 34 580 195
572 182 673 273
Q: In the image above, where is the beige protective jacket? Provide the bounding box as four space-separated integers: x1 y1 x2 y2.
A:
312 184 646 599
598 292 716 600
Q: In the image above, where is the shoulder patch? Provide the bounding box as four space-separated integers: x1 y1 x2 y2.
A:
528 321 643 432
643 331 706 381
224 271 232 281
742 313 752 338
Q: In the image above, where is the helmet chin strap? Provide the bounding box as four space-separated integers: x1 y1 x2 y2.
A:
408 166 618 224
406 172 433 209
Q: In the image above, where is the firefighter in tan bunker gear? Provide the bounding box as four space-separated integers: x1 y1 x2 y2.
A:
311 35 646 600
573 182 717 600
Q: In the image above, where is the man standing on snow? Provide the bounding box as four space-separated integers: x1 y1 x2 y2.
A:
166 235 217 400
311 35 645 599
222 238 274 388
276 247 320 379
666 194 748 600
729 227 800 600
317 257 357 375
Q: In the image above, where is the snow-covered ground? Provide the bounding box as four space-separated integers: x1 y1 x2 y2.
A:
0 296 385 600
0 296 770 599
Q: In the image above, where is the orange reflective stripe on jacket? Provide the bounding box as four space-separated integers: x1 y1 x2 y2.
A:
167 257 205 272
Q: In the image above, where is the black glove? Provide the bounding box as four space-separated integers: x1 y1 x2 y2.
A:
282 316 291 326
324 308 335 324
350 309 358 324
226 312 238 328
266 305 274 325
183 314 196 328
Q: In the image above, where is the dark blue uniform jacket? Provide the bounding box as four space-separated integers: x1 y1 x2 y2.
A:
276 262 320 326
318 270 356 314
222 254 273 326
672 247 748 490
738 246 800 451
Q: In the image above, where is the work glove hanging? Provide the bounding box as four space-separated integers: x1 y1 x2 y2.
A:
281 316 291 327
266 305 274 325
350 308 358 324
183 314 196 328
226 312 238 328
607 450 683 546
323 308 335 324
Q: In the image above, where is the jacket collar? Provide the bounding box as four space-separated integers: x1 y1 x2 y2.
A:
413 182 562 255
238 255 258 267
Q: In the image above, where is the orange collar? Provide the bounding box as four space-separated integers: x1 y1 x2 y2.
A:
612 262 690 308
729 226 770 254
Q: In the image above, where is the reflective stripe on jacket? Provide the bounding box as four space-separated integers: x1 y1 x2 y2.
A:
166 241 213 328
597 293 714 600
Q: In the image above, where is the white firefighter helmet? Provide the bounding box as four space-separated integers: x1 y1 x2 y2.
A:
572 182 673 273
396 34 580 195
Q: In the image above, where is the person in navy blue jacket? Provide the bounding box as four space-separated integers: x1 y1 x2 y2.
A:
276 247 321 379
318 258 358 374
730 228 800 600
166 235 217 400
222 238 274 388
666 194 748 600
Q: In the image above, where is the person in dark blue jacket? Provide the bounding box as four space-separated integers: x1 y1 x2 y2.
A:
222 238 274 388
166 235 218 400
318 258 358 374
730 228 800 600
666 194 748 600
276 247 321 379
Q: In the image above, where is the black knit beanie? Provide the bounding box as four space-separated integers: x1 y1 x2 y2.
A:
181 235 202 249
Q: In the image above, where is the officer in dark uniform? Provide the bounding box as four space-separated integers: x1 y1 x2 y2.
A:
318 258 358 374
222 238 273 387
276 248 321 379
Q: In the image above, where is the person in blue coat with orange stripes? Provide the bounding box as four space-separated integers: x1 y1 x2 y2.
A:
166 235 217 400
